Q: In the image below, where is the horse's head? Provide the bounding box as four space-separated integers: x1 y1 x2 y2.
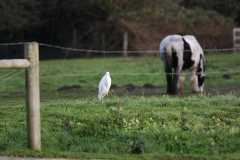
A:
197 54 205 92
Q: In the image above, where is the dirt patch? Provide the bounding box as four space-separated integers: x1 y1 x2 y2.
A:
78 80 87 83
143 83 159 89
120 83 164 96
222 74 231 79
42 82 51 85
35 83 240 99
56 83 162 93
110 84 118 89
124 84 137 91
10 92 25 96
57 85 81 91
124 83 162 91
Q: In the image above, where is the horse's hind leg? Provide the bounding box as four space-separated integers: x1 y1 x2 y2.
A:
174 70 185 94
165 68 173 94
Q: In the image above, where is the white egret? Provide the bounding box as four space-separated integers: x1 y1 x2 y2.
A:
98 72 111 101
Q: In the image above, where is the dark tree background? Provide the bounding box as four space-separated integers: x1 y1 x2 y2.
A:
0 0 239 59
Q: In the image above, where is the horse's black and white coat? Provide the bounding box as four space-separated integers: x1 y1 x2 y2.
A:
159 35 205 95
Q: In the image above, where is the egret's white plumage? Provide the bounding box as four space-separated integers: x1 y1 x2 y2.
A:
98 72 111 100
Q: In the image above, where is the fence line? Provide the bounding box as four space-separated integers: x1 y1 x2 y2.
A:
0 70 240 83
0 69 25 83
0 42 28 46
0 69 20 79
1 42 240 53
0 61 41 82
38 43 240 53
1 69 240 78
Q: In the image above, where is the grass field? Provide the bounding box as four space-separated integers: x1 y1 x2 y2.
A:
1 52 240 159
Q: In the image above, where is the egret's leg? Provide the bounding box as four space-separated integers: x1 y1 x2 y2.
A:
106 93 109 103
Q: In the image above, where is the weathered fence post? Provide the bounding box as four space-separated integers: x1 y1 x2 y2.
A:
233 28 240 52
25 42 41 151
123 31 128 57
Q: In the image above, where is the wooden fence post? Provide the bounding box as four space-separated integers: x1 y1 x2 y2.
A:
233 28 240 52
25 42 41 151
123 31 128 57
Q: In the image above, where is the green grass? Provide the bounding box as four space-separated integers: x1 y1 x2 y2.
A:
1 94 240 159
1 53 240 159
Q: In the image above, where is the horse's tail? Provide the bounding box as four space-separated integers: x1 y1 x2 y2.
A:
165 41 173 72
165 41 174 94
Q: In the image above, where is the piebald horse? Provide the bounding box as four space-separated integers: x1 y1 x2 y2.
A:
159 35 205 95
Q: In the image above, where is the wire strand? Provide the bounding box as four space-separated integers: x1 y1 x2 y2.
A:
38 43 240 53
0 70 239 81
0 42 240 53
55 50 70 100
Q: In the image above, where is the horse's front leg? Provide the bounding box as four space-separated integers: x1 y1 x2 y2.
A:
190 68 200 93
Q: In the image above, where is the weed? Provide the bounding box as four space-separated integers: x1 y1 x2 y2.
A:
131 137 148 154
61 106 72 131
